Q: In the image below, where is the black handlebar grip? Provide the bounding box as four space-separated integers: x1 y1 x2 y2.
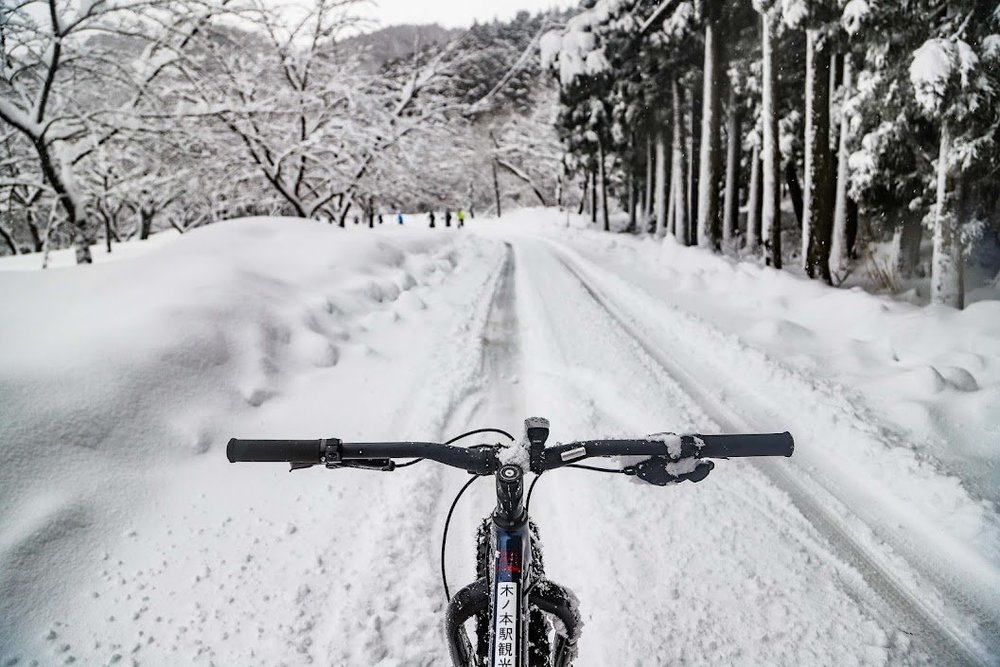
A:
692 432 794 458
226 438 324 463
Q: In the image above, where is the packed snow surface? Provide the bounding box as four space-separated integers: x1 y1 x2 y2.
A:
2 210 999 665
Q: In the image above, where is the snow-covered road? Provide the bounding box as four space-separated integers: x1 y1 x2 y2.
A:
2 213 998 666
501 235 1000 666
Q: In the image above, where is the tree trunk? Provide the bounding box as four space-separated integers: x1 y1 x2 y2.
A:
590 169 598 224
598 137 610 232
761 9 782 268
492 159 502 218
628 148 638 232
139 209 153 240
785 159 804 230
104 214 113 253
578 176 588 215
803 28 833 284
688 83 701 245
697 5 723 250
645 133 654 223
671 78 690 246
655 128 668 236
723 85 741 246
830 53 854 277
26 211 43 252
891 212 923 278
666 162 677 237
0 222 17 254
747 145 763 250
930 120 963 307
846 198 859 258
338 201 352 227
43 153 92 263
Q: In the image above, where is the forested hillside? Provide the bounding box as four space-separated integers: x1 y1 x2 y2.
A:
0 3 567 262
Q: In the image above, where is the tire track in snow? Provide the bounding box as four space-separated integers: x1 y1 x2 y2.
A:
311 238 514 665
543 239 998 667
433 244 531 610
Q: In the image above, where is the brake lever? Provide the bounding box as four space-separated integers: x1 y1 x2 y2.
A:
623 457 714 486
288 458 396 473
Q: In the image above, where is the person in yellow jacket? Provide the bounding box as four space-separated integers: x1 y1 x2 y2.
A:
456 209 465 228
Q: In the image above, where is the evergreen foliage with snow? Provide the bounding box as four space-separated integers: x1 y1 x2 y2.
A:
538 0 999 307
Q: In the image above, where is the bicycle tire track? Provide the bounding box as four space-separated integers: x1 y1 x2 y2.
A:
314 238 514 666
542 238 998 667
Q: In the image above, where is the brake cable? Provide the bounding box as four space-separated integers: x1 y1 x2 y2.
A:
437 430 515 601
395 427 516 468
441 474 482 601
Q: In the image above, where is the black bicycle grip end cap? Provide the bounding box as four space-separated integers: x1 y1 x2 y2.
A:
695 432 795 458
755 431 794 457
782 431 795 457
226 438 322 463
754 431 794 457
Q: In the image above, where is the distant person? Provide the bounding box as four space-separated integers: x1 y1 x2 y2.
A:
353 215 359 225
444 210 452 228
457 209 466 228
429 211 436 228
378 214 384 225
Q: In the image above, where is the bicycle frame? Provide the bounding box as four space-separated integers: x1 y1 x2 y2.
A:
446 463 580 667
491 465 532 666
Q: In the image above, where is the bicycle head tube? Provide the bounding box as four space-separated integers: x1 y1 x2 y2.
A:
495 464 526 528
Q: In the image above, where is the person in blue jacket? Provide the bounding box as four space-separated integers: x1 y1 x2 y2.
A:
396 212 404 225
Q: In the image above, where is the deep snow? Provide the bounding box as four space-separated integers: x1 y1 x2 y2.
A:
1 210 998 665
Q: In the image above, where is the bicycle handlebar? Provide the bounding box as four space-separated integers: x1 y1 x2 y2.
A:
227 431 793 473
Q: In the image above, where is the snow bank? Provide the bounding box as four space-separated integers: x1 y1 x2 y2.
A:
0 217 485 662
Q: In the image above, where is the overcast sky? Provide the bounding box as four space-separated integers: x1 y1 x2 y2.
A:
357 0 579 29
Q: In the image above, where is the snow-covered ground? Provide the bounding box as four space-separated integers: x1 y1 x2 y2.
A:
1 211 998 666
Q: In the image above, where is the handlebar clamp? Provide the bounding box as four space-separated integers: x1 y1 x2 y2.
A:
320 438 342 467
626 457 715 486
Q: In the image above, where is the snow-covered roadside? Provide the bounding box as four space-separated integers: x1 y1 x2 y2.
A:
0 218 503 664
